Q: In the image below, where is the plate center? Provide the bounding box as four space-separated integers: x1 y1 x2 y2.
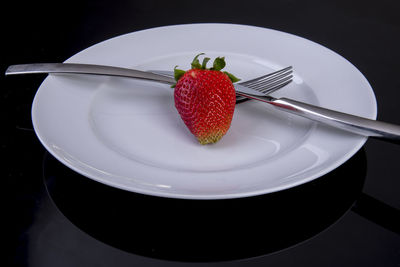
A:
88 53 316 172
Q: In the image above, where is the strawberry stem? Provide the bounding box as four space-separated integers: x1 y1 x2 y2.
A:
173 53 240 84
211 57 226 71
224 71 240 83
201 57 211 69
191 53 204 69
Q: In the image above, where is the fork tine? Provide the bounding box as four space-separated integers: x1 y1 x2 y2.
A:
258 79 293 95
235 76 293 103
240 66 293 86
236 66 293 100
248 74 293 92
240 66 292 86
244 69 293 88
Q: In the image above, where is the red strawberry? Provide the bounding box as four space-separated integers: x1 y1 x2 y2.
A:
173 54 240 144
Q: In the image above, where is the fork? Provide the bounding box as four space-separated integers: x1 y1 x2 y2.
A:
5 63 293 104
6 62 400 140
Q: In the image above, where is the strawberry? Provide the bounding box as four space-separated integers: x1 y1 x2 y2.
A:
173 54 240 145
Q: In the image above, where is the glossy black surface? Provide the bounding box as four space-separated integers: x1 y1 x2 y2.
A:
4 0 400 266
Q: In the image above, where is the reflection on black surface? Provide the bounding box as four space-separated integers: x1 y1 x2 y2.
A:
352 192 400 235
43 149 367 262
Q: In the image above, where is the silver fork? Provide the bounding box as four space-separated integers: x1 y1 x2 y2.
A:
6 63 400 140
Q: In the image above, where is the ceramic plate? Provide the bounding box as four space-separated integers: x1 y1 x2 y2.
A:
32 24 377 199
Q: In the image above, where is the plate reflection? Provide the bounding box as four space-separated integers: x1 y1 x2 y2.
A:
43 149 366 262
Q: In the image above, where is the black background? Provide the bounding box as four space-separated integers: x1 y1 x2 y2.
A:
3 0 400 266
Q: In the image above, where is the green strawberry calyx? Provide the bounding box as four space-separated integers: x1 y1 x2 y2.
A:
172 53 240 87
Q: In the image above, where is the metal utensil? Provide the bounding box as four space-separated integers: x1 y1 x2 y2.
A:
6 63 400 140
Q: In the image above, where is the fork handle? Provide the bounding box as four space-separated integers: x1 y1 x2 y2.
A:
272 97 400 140
5 63 176 84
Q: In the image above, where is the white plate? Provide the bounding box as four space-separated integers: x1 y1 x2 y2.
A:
32 24 377 199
